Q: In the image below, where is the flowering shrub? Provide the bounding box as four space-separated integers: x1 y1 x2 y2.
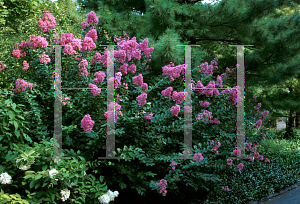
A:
1 7 295 204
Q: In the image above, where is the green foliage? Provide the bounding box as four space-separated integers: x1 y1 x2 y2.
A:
1 1 300 204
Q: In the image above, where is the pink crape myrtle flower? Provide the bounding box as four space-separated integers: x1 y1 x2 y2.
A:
170 160 177 170
233 149 241 157
140 83 148 93
81 21 90 29
136 93 147 107
14 79 33 93
91 52 102 65
86 11 99 25
161 87 173 98
0 62 8 72
237 163 244 170
40 52 51 64
133 74 143 86
222 186 230 191
89 83 101 97
227 159 233 165
172 91 187 104
193 153 204 162
38 9 57 32
144 112 153 124
170 105 180 117
82 37 96 51
93 71 106 84
155 179 167 196
255 119 262 129
128 63 137 74
22 60 29 70
81 114 95 132
85 29 98 43
199 101 210 107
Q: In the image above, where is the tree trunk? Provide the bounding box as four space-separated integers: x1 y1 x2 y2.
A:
284 110 296 138
295 110 300 129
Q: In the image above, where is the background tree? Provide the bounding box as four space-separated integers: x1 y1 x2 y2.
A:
73 0 300 132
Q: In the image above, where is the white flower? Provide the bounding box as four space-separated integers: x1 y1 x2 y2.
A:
98 190 119 204
0 172 12 184
49 168 59 181
60 188 70 202
84 171 86 176
98 194 110 204
107 190 115 201
54 157 61 164
19 165 31 171
113 191 119 197
16 158 34 171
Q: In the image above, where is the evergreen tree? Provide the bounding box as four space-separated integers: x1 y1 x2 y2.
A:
72 0 300 132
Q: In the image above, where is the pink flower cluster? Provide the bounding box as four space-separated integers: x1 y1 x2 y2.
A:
104 102 123 124
14 79 33 93
81 114 95 132
93 70 106 84
199 100 210 107
237 163 244 170
89 83 101 97
233 149 241 157
193 153 204 162
155 179 167 196
195 110 220 124
162 62 185 82
22 61 29 70
78 59 89 76
144 112 153 124
85 29 98 42
81 21 90 29
136 93 147 107
38 9 57 32
0 61 8 72
91 52 102 65
40 52 51 64
80 11 99 29
198 56 219 76
170 160 177 170
62 97 70 106
172 91 187 104
210 140 221 154
12 36 48 59
181 150 191 157
222 186 230 191
226 159 233 165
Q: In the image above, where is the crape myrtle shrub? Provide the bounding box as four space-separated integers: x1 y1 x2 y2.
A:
0 9 273 203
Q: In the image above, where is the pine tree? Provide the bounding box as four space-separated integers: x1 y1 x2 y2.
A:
73 0 300 133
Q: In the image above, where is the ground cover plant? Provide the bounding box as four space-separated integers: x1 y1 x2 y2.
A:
1 8 300 204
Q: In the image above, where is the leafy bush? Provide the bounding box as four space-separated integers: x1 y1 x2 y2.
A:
1 7 299 204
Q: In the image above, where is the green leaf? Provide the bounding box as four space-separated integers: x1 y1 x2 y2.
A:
35 174 42 180
11 103 16 111
29 180 35 189
51 194 55 201
42 182 48 187
14 129 20 138
35 180 40 189
16 115 25 120
8 110 15 119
